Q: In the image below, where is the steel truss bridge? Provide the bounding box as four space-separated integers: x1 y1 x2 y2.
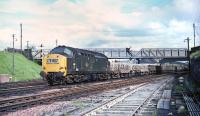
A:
86 48 187 59
33 48 188 63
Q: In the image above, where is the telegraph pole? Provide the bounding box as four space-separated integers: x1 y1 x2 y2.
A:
184 37 190 73
26 41 29 59
20 23 23 52
26 41 29 49
193 23 196 47
12 34 16 81
40 44 43 58
56 39 58 47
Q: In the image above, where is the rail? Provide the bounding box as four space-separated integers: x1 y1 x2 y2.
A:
0 76 155 113
82 76 172 116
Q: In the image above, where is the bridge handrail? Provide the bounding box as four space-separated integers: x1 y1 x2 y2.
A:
32 47 188 60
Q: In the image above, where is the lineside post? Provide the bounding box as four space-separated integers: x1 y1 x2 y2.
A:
184 37 190 74
12 34 17 81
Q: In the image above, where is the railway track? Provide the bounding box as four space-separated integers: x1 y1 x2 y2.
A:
0 79 46 90
0 85 49 97
134 81 172 116
0 79 119 97
0 80 113 98
82 76 173 116
0 74 167 98
0 75 164 113
0 76 147 97
0 79 49 98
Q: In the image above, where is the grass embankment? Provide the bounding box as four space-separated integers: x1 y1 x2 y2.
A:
0 51 41 81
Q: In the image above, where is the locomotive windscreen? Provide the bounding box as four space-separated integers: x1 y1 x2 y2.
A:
50 47 73 57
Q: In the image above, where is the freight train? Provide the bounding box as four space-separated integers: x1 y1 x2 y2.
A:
40 46 185 85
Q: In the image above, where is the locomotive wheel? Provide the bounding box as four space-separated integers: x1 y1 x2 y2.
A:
66 75 74 84
66 79 73 84
47 77 54 86
85 74 92 82
112 73 119 79
74 75 81 83
60 78 65 85
91 74 98 81
106 74 111 80
98 74 102 80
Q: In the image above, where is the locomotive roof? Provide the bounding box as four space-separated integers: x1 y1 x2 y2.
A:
55 46 108 59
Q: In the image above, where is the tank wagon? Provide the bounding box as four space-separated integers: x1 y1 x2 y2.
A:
40 46 184 85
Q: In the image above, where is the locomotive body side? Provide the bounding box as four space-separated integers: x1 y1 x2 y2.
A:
74 49 109 74
41 46 109 85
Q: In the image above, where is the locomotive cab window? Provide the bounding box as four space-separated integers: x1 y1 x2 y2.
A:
50 47 73 57
64 48 73 57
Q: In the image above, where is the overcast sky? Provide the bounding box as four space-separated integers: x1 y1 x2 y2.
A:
0 0 200 50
